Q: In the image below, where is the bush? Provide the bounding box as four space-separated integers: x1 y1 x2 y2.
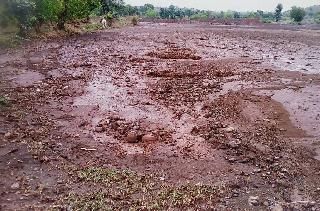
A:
84 23 102 31
315 12 320 24
290 6 306 23
131 16 138 26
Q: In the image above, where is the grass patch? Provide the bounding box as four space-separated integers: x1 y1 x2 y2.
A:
0 33 23 49
64 167 225 210
0 96 10 107
84 23 103 32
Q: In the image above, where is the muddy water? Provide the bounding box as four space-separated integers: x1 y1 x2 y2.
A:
271 86 320 137
73 73 175 128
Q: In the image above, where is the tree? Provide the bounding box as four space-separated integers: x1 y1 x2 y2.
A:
57 0 68 30
274 3 283 22
140 3 154 15
8 0 36 35
31 0 63 31
145 8 157 18
159 8 169 19
100 0 124 15
290 6 306 23
315 12 320 24
224 11 234 19
234 11 241 19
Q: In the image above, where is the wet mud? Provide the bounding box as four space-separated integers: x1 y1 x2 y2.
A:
1 22 320 210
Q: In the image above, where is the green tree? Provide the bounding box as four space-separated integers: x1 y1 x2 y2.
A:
234 11 241 19
31 0 63 32
140 3 154 15
290 6 306 23
224 11 234 19
274 3 283 22
145 8 157 18
8 0 36 35
315 12 320 24
159 8 169 18
67 0 100 20
100 0 124 15
57 0 68 30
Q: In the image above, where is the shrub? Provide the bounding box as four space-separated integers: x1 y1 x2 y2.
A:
84 23 102 31
314 12 320 24
131 16 138 26
290 6 306 23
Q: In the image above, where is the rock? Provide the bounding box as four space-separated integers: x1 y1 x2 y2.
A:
11 182 20 189
224 126 235 132
95 126 104 133
126 131 138 143
248 196 260 206
253 168 262 173
4 132 15 140
226 157 237 163
272 203 283 211
228 139 240 148
29 57 43 64
141 134 157 142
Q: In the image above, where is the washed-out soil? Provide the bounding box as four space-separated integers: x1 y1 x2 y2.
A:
1 22 320 210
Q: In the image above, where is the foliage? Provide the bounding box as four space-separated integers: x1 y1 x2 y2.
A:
131 16 138 26
190 12 209 20
274 3 283 22
223 11 234 19
315 12 320 24
65 167 223 210
7 0 36 35
0 96 10 107
290 6 306 22
68 0 101 20
145 8 158 18
84 23 102 31
100 0 124 15
0 0 318 38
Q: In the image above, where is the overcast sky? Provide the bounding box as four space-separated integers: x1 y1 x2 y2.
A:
124 0 319 12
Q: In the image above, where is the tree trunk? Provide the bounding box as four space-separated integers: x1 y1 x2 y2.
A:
57 0 69 30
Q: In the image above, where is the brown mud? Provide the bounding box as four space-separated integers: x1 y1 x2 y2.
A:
1 22 320 210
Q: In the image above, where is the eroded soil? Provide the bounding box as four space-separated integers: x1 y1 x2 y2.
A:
1 22 320 210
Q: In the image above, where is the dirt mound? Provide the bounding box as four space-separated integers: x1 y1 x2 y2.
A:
146 45 201 60
96 115 172 143
147 60 236 105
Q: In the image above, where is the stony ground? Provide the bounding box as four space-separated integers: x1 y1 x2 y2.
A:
1 22 320 210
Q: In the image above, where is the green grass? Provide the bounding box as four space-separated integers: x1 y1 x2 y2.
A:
0 33 22 49
83 23 103 32
0 96 10 107
63 167 225 210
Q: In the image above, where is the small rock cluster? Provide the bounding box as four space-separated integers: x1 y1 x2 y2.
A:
95 115 171 143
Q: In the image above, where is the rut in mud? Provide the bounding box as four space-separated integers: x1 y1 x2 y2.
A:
1 23 320 210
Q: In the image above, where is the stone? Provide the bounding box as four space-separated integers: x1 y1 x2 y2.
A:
11 182 20 189
224 126 235 132
141 134 157 142
29 57 43 64
253 168 262 173
228 139 240 148
248 196 260 206
126 131 138 143
95 126 104 133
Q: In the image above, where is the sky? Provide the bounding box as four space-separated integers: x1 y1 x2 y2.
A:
124 0 319 12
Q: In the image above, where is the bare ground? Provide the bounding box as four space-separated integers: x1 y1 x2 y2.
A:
1 22 320 210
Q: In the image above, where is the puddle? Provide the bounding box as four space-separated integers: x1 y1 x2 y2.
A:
270 85 320 137
74 74 174 127
208 80 252 101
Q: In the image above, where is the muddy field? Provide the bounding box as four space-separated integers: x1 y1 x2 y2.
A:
1 22 320 210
